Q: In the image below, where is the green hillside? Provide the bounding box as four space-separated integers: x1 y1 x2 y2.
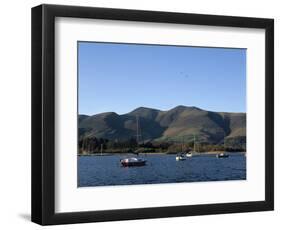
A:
79 106 246 151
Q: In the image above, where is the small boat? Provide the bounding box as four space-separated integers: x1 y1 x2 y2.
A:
120 157 146 167
186 135 198 157
120 116 147 167
216 136 229 158
216 153 229 158
176 154 186 161
120 115 147 167
177 137 187 160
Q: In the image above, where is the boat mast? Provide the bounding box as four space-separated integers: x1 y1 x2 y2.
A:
222 132 226 152
86 138 89 153
82 137 88 154
136 115 139 144
82 137 85 153
136 115 142 145
100 143 103 155
193 135 196 152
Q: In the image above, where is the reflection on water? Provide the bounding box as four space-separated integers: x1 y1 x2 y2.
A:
78 153 246 187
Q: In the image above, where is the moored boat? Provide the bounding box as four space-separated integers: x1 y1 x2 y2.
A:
120 157 146 167
216 136 229 158
216 153 229 158
120 116 147 167
186 134 198 157
176 153 186 161
177 137 187 160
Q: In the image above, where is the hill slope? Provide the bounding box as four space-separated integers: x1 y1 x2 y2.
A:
79 106 246 147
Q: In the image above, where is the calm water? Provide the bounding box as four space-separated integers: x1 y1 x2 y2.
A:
78 153 246 187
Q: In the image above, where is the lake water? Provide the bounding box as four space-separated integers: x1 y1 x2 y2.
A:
78 153 246 187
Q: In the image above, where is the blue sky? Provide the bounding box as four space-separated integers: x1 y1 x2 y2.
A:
78 42 246 115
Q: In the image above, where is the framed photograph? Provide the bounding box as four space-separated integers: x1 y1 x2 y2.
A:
31 4 274 225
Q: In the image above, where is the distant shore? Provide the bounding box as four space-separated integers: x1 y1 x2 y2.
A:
78 151 246 157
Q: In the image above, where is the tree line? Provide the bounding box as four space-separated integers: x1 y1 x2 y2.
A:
78 136 246 154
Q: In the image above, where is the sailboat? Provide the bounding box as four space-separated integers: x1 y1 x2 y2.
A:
120 157 146 166
100 143 103 156
176 137 186 161
216 137 229 158
176 154 186 161
81 137 89 155
120 115 146 167
186 135 197 157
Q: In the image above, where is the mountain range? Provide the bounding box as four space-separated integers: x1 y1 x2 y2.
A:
79 106 246 147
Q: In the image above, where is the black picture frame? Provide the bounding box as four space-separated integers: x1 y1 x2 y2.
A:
31 4 274 225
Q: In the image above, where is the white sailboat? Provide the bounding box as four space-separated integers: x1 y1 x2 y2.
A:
216 137 229 158
176 154 186 161
120 115 146 167
186 135 197 157
176 137 186 161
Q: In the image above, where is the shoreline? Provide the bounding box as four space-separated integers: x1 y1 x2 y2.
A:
78 151 246 157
